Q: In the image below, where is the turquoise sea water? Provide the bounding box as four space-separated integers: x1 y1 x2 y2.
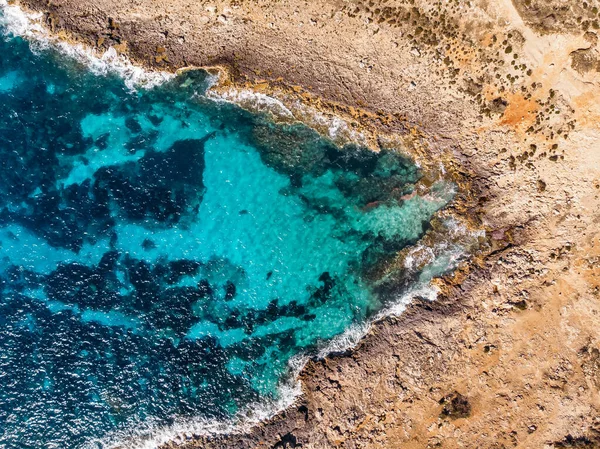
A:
0 19 454 449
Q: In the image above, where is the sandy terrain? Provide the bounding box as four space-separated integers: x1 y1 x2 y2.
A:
10 0 600 447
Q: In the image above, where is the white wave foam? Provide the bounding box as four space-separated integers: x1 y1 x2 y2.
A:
208 86 370 147
84 378 302 449
207 88 295 119
404 244 435 269
383 283 440 317
296 103 366 144
316 283 439 360
0 0 173 90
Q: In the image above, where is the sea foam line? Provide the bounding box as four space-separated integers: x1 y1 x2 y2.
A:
84 379 303 449
208 86 371 147
0 0 173 90
207 88 296 119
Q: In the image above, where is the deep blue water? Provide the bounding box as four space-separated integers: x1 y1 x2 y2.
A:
0 23 453 449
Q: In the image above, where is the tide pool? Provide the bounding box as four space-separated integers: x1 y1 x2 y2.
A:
0 20 454 449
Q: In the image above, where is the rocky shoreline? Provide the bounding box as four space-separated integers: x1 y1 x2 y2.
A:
9 0 600 447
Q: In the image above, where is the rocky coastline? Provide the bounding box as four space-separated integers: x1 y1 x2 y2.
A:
8 0 600 447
